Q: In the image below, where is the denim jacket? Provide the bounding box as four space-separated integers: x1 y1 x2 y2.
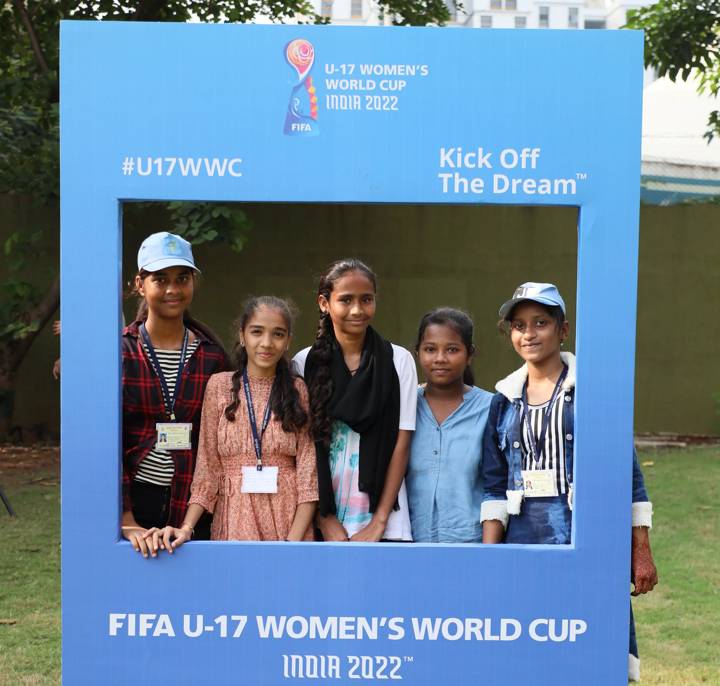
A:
480 352 653 529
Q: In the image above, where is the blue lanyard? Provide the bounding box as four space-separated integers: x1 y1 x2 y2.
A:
139 323 188 421
521 364 568 465
242 369 273 471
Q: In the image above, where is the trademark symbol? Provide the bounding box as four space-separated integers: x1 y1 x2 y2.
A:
404 656 414 663
576 172 588 180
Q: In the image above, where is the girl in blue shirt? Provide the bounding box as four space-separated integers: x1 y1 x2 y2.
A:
407 308 493 543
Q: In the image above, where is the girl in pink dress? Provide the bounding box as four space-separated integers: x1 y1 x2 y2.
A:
148 296 318 550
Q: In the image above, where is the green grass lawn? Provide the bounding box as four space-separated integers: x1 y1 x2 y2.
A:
0 458 60 686
0 447 717 685
632 447 720 685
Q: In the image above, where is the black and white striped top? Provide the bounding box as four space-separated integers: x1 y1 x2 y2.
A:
520 393 568 496
134 339 200 487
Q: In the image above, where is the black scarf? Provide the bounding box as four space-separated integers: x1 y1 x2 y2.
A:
305 326 400 517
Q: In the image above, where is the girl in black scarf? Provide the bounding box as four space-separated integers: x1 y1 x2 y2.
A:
294 259 418 542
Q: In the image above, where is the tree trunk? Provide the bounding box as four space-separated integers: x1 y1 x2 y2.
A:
0 370 17 441
0 275 60 441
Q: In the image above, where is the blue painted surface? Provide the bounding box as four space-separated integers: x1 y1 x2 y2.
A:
60 22 643 685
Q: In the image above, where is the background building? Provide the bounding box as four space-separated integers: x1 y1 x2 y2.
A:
313 0 655 30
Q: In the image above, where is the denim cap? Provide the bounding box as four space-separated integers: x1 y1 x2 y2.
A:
137 232 200 273
498 282 566 319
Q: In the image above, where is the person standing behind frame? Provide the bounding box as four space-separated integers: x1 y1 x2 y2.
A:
406 308 492 543
121 232 228 558
294 258 418 542
149 296 318 549
480 282 658 682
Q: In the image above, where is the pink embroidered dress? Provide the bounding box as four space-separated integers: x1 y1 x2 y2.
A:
189 372 318 541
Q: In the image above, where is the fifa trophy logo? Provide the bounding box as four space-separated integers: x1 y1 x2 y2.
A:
284 39 320 137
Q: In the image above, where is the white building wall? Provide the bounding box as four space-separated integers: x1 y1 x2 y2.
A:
311 0 657 29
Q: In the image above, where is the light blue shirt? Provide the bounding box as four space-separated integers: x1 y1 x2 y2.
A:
407 385 493 543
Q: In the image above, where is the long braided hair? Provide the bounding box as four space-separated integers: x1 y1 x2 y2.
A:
224 296 307 433
308 258 377 445
415 307 476 386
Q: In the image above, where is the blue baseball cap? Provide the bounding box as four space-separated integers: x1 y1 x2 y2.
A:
499 282 566 319
137 232 200 273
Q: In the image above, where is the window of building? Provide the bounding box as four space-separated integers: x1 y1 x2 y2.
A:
584 19 606 29
480 14 493 27
321 0 333 19
351 0 363 18
539 6 549 27
490 0 502 9
515 15 527 27
506 0 517 9
568 7 579 28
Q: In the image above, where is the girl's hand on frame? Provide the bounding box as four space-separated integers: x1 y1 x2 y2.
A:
145 525 192 554
350 516 386 543
318 514 349 542
631 527 658 596
121 526 153 558
481 520 505 544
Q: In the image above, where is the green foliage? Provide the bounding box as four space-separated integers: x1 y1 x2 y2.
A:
166 201 252 252
379 0 455 26
70 0 316 23
626 0 720 141
0 1 63 201
0 103 58 201
0 230 46 343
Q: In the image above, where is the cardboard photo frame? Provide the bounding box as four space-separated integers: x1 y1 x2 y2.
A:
61 22 643 684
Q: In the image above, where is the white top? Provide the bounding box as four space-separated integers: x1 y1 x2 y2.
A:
293 344 417 430
293 344 417 540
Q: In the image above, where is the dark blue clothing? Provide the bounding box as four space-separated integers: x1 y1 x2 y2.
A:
482 389 650 543
480 355 649 662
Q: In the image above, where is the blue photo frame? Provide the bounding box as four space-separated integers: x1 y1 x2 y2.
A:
60 22 643 685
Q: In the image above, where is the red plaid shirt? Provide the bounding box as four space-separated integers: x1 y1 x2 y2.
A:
122 321 228 527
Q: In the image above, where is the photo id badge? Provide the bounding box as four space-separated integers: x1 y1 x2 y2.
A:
156 422 192 450
241 466 278 494
521 469 558 498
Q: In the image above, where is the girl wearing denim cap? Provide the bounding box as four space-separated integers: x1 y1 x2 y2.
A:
121 232 228 558
480 282 657 681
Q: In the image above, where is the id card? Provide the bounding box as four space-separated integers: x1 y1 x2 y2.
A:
156 422 192 450
241 466 278 494
521 469 558 498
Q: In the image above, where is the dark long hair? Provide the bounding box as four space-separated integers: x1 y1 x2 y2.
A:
223 296 307 433
133 270 229 363
308 258 377 444
415 307 475 386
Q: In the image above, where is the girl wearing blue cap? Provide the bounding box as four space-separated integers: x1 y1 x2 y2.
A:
121 232 228 558
480 282 657 681
406 308 492 543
